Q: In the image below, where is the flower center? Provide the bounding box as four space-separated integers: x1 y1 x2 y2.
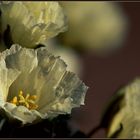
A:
10 90 38 110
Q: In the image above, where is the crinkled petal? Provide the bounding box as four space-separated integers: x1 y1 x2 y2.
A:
2 102 46 124
36 47 67 108
2 44 38 72
3 103 35 124
39 71 88 117
1 45 38 100
34 47 88 116
0 51 20 102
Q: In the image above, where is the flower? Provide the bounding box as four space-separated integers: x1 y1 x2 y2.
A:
0 1 67 49
59 2 128 55
0 44 88 125
105 78 140 138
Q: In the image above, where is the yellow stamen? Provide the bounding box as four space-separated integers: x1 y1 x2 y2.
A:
25 102 29 108
25 94 30 99
10 96 17 105
19 90 23 95
30 95 37 100
10 90 38 110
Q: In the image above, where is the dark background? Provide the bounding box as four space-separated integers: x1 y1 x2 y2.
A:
70 2 140 138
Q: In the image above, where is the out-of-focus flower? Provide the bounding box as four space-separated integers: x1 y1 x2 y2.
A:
0 44 88 125
0 1 67 49
104 78 140 138
59 2 128 55
45 41 83 76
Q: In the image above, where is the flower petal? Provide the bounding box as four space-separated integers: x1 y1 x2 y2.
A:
35 48 88 116
2 102 46 124
0 51 20 101
3 103 36 124
39 71 88 117
36 47 67 108
2 44 38 72
1 45 38 100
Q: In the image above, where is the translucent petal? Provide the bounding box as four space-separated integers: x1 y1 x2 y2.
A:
0 52 20 101
39 71 88 117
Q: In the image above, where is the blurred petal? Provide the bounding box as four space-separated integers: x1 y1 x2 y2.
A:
106 78 140 138
59 2 128 55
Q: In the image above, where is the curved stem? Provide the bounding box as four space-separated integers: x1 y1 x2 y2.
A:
0 118 6 131
87 125 101 138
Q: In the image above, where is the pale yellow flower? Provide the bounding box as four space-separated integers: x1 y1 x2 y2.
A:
106 78 140 138
59 2 128 55
0 1 67 48
0 44 88 125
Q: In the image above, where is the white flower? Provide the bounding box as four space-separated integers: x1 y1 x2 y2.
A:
0 1 67 48
59 2 128 55
0 44 88 125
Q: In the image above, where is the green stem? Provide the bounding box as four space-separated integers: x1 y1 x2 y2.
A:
87 125 101 137
0 118 6 131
